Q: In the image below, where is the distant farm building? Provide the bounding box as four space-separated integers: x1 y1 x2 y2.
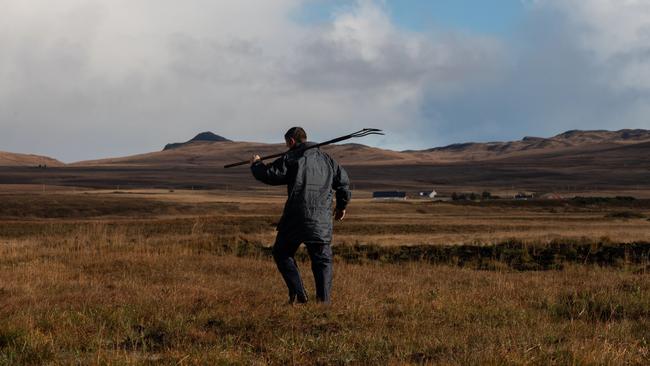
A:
419 190 437 199
373 191 407 200
515 192 535 200
540 193 563 200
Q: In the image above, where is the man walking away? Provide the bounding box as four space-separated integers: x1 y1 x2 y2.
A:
250 127 351 304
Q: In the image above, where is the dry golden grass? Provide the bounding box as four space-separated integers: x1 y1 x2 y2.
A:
1 191 649 364
2 191 649 246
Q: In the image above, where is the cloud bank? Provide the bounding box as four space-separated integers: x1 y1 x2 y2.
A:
0 0 648 161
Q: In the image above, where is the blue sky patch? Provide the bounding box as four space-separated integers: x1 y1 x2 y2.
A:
292 0 526 34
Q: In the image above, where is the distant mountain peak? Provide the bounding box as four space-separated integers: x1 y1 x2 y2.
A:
553 129 606 139
417 128 650 159
164 132 232 151
190 132 230 142
551 128 650 142
522 136 544 142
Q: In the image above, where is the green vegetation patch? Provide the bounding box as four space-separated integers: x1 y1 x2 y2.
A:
227 239 650 271
606 211 646 219
330 241 650 270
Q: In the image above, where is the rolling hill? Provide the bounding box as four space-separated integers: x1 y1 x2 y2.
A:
2 129 649 192
0 151 63 167
71 128 650 167
409 129 650 162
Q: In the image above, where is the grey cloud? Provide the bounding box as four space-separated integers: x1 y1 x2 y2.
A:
290 33 503 93
1 0 649 162
414 4 650 148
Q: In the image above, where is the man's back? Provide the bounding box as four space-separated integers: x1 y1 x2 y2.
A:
251 142 351 243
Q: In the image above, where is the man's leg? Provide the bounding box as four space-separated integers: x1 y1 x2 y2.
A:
305 242 333 304
272 234 308 303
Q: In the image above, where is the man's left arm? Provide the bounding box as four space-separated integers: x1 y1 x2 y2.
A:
331 158 351 220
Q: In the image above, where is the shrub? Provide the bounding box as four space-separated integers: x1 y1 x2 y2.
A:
606 211 645 219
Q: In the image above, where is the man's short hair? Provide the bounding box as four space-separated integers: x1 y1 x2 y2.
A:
284 127 307 143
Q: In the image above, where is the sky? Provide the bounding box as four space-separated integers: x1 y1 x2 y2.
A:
1 0 650 162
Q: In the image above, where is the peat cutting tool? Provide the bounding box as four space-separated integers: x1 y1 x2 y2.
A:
223 128 384 169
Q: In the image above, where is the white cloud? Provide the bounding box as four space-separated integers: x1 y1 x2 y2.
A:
1 0 649 161
0 0 504 161
415 0 650 145
541 0 650 92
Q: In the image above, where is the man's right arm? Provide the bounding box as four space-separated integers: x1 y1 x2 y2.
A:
251 156 289 186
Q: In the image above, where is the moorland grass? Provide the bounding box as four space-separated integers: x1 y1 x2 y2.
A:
1 222 649 364
1 193 649 364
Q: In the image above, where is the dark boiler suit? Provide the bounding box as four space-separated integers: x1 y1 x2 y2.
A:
251 142 351 303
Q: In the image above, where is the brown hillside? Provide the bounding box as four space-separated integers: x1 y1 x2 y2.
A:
6 128 643 192
73 141 415 167
0 151 63 167
419 129 650 162
71 128 650 168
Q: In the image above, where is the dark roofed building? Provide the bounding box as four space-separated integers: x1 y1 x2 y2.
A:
373 191 407 200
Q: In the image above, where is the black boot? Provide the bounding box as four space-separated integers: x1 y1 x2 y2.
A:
289 291 308 305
